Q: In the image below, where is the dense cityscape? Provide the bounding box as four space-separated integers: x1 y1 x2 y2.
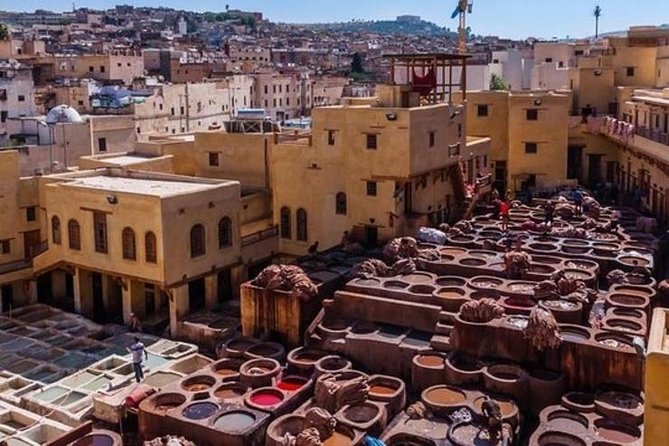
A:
0 2 668 445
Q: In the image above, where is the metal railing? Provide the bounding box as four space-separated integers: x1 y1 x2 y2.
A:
242 225 279 247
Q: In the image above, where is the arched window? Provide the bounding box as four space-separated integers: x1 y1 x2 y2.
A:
122 227 136 260
296 208 308 242
52 216 61 245
280 207 291 240
190 224 206 258
335 192 347 215
68 219 81 251
218 217 232 248
145 231 157 263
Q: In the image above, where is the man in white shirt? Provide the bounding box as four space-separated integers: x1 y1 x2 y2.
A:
127 337 148 383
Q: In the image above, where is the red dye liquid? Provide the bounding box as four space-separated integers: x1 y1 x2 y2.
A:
277 378 305 391
250 391 283 406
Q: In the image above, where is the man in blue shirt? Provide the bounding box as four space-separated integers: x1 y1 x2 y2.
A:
127 337 148 383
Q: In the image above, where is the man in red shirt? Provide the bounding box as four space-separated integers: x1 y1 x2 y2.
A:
500 200 510 233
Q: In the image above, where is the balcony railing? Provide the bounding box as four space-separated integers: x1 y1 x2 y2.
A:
242 225 279 247
635 126 669 146
0 258 32 275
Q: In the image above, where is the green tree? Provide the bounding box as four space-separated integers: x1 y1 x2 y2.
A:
0 23 9 41
351 52 365 74
593 5 602 39
490 73 509 91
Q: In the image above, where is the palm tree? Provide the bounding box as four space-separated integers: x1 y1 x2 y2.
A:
593 5 602 39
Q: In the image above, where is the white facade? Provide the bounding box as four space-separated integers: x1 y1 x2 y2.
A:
490 49 534 90
0 60 37 144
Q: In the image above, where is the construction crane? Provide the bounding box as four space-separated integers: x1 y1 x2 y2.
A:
451 0 473 55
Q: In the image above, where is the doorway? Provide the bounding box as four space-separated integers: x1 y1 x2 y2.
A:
217 269 233 303
1 285 13 312
567 146 584 181
588 155 603 186
36 274 52 304
494 161 507 194
92 272 105 322
364 226 379 248
188 278 205 313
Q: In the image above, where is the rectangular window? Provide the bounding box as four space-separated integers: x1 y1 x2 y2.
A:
26 207 36 222
89 66 94 72
477 104 489 117
98 137 107 152
545 58 553 63
171 107 175 116
100 65 105 73
180 106 184 115
1 240 9 254
0 111 7 123
366 133 377 150
626 67 635 77
429 131 436 147
328 130 336 146
17 95 25 102
525 142 538 154
366 181 377 196
93 212 108 254
209 152 220 166
526 109 539 121
264 85 268 94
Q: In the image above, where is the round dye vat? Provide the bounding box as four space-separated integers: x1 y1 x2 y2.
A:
416 354 444 368
537 431 587 446
277 376 307 391
249 389 284 407
322 431 353 446
449 423 490 446
214 411 256 431
182 402 218 420
216 368 238 377
401 273 432 284
436 288 465 299
343 403 379 423
181 375 216 392
152 393 186 411
424 386 466 405
547 410 589 432
214 385 244 400
369 384 397 396
596 425 639 443
72 435 114 446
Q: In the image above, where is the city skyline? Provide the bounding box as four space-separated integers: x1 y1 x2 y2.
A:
2 0 668 39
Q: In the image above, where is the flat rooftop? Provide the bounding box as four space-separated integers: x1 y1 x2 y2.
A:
96 154 159 166
65 175 224 197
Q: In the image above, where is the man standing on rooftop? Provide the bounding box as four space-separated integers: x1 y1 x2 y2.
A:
127 336 148 383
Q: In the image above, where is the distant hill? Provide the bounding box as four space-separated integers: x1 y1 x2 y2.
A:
303 18 455 37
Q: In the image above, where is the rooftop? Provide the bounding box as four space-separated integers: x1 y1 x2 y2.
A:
94 154 160 166
62 174 228 197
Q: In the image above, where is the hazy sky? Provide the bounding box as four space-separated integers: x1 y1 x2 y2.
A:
5 0 668 40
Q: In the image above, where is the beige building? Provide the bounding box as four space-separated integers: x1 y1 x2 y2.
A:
252 72 312 120
0 60 38 143
602 87 669 223
47 53 145 84
32 168 242 336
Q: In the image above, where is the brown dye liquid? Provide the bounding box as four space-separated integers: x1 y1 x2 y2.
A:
402 274 431 283
322 432 352 446
474 398 515 418
215 388 242 399
215 368 238 377
438 291 462 298
369 384 396 395
185 383 211 391
493 372 520 381
426 387 466 405
417 355 444 367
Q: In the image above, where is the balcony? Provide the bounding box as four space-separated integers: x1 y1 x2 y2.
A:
635 126 669 146
242 225 279 247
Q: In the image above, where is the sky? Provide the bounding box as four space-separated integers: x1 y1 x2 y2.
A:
4 0 669 40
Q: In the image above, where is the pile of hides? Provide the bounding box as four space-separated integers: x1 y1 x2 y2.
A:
459 298 505 323
534 271 595 305
350 258 417 279
314 374 369 414
524 307 562 351
551 227 587 239
253 265 318 301
277 408 337 446
383 237 441 263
